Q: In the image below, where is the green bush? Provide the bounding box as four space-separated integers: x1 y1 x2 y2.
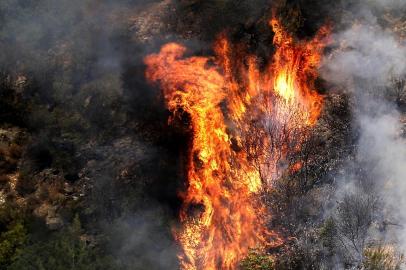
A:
0 203 27 269
9 215 117 270
240 249 275 270
0 222 27 268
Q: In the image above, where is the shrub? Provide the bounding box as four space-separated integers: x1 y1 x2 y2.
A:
15 172 37 195
9 215 117 270
363 246 404 270
0 222 27 269
0 203 27 270
7 144 22 160
240 249 275 270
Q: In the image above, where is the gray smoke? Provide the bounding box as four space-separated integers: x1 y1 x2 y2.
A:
369 0 405 8
0 1 182 269
321 0 406 264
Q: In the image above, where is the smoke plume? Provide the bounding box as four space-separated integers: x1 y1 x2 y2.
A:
321 0 406 263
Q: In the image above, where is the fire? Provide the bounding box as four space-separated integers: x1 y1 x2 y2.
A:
145 17 330 270
271 19 329 125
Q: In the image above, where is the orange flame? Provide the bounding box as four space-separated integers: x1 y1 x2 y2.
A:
145 17 330 270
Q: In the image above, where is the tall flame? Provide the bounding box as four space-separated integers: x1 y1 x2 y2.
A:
145 17 330 270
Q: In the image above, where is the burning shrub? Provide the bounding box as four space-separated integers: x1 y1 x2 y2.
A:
145 10 330 268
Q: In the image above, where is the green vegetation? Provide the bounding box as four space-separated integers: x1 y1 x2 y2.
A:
8 216 116 270
0 0 405 269
0 203 27 269
240 250 275 270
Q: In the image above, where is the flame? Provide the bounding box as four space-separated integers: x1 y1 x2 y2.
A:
270 18 330 124
145 17 330 270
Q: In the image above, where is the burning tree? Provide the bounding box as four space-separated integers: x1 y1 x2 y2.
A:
145 14 330 270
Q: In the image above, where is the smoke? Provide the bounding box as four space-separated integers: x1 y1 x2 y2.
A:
0 0 184 269
104 207 179 270
369 0 405 8
2 0 404 268
322 26 406 85
320 0 406 263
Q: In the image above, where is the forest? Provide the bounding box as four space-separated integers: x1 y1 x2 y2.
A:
0 0 405 269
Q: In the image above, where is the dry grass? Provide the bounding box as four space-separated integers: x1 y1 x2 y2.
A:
364 245 404 270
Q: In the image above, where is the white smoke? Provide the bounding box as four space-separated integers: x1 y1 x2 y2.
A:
321 0 406 260
322 25 406 86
